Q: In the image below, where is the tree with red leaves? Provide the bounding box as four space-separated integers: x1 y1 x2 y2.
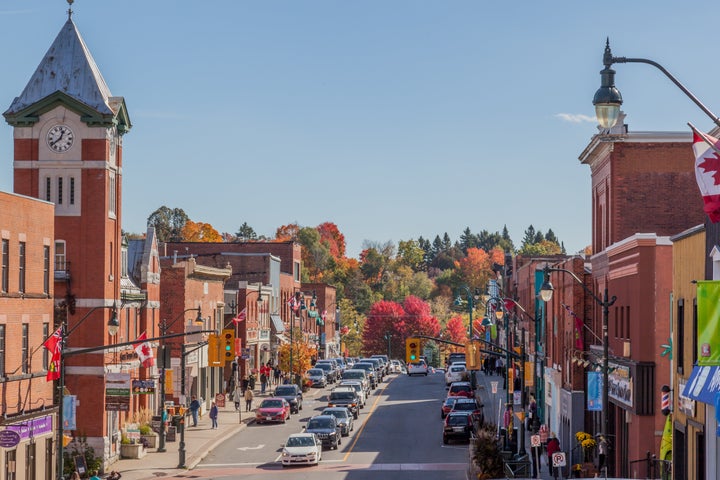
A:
316 222 346 259
445 315 468 345
362 300 405 356
402 295 440 339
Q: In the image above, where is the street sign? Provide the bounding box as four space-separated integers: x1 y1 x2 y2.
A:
539 424 549 443
530 434 541 448
552 452 566 467
491 381 498 394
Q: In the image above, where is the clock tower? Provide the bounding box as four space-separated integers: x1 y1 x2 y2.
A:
3 13 131 455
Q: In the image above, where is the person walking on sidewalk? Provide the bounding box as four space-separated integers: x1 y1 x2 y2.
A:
209 401 219 429
244 387 254 412
546 432 561 480
189 396 201 427
234 384 243 410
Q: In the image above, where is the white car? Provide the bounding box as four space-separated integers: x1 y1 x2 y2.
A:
338 380 367 407
407 360 429 376
445 364 467 385
281 432 322 467
389 359 404 374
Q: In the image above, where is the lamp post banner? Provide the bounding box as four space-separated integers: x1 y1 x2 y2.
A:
63 395 77 430
697 280 720 365
587 371 602 411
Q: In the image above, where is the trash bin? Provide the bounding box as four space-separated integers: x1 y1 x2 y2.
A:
171 415 184 433
500 428 518 452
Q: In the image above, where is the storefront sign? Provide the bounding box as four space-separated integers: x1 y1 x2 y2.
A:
0 430 21 448
677 378 695 416
132 380 156 395
608 364 633 408
6 415 53 439
106 373 131 411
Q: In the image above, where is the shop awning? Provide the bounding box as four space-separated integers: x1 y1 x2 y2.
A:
682 365 720 405
270 314 285 333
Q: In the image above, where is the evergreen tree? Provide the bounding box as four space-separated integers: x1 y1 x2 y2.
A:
521 225 536 249
545 228 558 245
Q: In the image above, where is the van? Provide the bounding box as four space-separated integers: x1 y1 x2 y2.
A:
342 369 369 393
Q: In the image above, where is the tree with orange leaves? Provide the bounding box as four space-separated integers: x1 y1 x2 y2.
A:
316 222 346 259
181 220 222 242
275 223 300 242
278 333 315 378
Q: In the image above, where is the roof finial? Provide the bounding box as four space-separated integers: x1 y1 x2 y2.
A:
67 0 74 19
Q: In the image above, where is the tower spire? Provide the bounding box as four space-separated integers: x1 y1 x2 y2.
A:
67 0 74 19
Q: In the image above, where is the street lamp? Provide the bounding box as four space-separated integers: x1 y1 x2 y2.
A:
453 286 478 338
56 302 119 479
539 266 616 446
384 332 392 358
593 38 720 130
157 307 203 453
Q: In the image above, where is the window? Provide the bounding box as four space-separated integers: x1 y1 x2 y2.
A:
1 239 8 293
109 171 117 217
45 177 51 201
43 323 49 371
70 177 75 205
55 240 66 272
294 261 300 282
57 177 63 205
43 246 50 294
677 299 685 375
0 325 5 377
22 323 28 374
18 242 25 294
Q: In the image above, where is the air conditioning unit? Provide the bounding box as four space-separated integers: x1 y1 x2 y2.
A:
623 341 631 357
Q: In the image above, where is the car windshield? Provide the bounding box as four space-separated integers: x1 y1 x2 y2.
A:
450 385 471 393
451 366 465 372
308 418 334 429
323 409 348 419
308 369 323 376
316 364 331 371
275 386 296 395
286 436 315 447
444 398 459 407
260 400 283 408
447 415 468 426
343 371 363 378
330 392 354 400
453 402 476 411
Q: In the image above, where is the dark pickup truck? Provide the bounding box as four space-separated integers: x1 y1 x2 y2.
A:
327 389 360 419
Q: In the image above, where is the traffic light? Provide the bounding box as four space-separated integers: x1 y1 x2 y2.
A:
222 329 235 364
405 337 420 363
465 341 480 370
207 334 222 367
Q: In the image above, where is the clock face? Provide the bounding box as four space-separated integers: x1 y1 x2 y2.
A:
47 124 74 153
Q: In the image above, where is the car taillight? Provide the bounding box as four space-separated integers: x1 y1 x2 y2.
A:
328 403 335 407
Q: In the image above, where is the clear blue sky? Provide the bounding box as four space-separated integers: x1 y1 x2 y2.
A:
1 1 717 258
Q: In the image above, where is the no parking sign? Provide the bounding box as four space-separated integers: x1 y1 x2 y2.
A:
552 452 566 467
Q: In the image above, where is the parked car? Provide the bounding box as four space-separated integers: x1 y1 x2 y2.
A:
321 407 354 436
306 368 327 388
352 363 378 388
255 397 291 424
338 380 367 407
371 354 390 375
389 359 404 374
316 359 341 379
273 384 304 414
281 432 322 467
328 388 360 419
341 369 370 393
313 362 338 383
360 357 385 381
407 360 429 376
445 363 468 385
449 397 485 425
441 396 460 419
443 412 475 444
446 352 466 367
447 381 474 398
305 415 342 449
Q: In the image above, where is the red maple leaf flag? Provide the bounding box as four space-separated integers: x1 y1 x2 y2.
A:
133 332 155 368
43 327 63 381
693 128 720 222
233 308 247 324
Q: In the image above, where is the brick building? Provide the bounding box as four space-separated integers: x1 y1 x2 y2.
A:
0 191 56 479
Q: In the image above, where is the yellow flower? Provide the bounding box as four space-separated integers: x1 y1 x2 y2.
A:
581 438 597 450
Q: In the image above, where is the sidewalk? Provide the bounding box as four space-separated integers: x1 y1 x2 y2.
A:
110 396 255 480
474 371 556 480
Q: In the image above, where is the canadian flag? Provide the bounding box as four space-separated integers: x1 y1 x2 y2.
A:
233 308 247 324
133 332 155 368
43 327 63 381
692 128 720 222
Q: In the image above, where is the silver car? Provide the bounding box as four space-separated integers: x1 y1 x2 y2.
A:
321 407 354 436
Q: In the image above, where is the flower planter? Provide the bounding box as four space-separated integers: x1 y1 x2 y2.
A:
120 443 146 459
141 433 158 449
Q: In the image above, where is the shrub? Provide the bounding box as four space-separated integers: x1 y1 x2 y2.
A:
139 424 153 435
63 435 103 478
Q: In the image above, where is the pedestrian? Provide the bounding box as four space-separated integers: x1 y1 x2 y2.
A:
234 384 243 410
527 394 538 432
495 357 503 377
70 473 81 480
260 371 267 394
189 395 201 427
598 435 607 473
241 375 249 393
89 470 101 480
244 387 254 412
248 373 256 390
546 432 561 480
209 401 218 429
274 365 281 384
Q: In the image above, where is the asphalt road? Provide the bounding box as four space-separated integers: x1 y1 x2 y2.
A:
194 369 469 479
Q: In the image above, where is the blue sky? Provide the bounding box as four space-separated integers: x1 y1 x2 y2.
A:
1 1 717 258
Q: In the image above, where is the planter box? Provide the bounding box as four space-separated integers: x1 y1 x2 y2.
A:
141 434 158 449
120 443 146 459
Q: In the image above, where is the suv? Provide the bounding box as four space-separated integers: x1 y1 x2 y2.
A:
328 388 360 418
371 355 390 375
360 358 384 381
273 384 304 414
443 412 475 444
352 362 377 388
341 369 370 394
407 359 429 376
338 380 367 407
447 381 474 398
305 415 342 450
450 397 485 425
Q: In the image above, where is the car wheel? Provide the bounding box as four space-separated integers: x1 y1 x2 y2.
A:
353 411 358 419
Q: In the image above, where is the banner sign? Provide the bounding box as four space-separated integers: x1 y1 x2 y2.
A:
105 373 131 411
132 380 156 395
63 395 77 430
587 371 602 411
697 281 720 365
6 415 53 439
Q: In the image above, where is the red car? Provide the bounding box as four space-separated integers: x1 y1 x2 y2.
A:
255 397 291 424
447 381 474 398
